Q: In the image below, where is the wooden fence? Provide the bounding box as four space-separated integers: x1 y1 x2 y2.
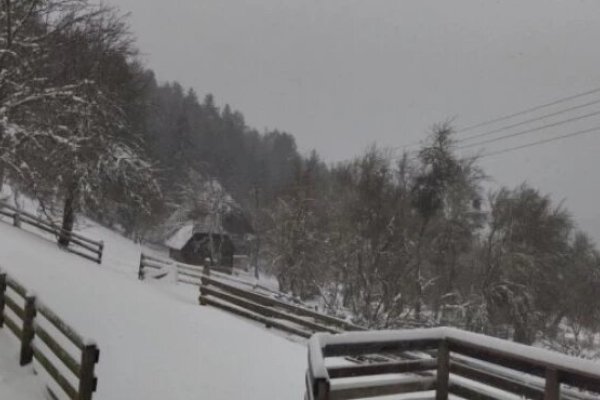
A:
139 253 600 400
138 253 277 293
0 269 100 400
138 252 362 337
0 202 103 264
306 327 600 400
199 274 363 338
138 253 235 279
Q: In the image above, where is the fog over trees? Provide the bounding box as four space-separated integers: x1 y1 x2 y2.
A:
1 1 599 352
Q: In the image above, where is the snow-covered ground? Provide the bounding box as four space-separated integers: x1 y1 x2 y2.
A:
0 217 307 399
0 331 45 400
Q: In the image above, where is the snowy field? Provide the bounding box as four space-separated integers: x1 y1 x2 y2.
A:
0 331 45 400
0 218 307 399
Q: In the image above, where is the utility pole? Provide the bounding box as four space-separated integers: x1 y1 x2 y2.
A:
252 185 260 280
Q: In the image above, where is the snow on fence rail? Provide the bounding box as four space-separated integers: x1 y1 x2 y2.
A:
138 253 276 293
0 203 104 264
306 327 600 400
0 269 100 400
199 274 364 338
138 253 363 337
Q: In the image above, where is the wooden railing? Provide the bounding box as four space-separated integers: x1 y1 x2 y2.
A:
138 253 276 293
138 253 234 280
0 203 104 264
0 269 100 400
138 253 362 337
306 327 600 400
199 274 363 338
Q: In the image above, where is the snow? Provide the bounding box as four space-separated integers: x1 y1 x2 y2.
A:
0 219 307 400
311 327 600 380
0 331 45 400
164 223 194 250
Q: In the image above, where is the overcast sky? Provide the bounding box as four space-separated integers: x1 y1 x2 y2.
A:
109 0 600 241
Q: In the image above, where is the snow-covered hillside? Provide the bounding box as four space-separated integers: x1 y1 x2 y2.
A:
0 332 45 400
0 219 307 399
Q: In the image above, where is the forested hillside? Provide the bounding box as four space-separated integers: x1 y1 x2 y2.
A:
1 0 599 356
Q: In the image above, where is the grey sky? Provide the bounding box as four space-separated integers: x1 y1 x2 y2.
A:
110 0 600 241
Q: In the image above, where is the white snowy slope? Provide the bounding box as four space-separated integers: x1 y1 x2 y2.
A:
0 331 45 400
0 221 307 400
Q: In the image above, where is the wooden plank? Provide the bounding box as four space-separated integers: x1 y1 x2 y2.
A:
141 262 162 271
5 294 25 319
4 312 23 339
436 340 449 400
200 295 312 338
202 286 339 333
179 277 201 287
545 368 560 400
323 338 440 358
78 343 100 400
37 301 84 350
20 295 36 365
178 270 202 282
65 247 99 264
0 273 6 328
8 206 100 247
142 260 168 270
560 370 600 395
0 202 101 247
34 322 81 377
450 361 543 399
6 276 27 298
47 387 60 400
449 381 499 400
66 236 100 255
329 376 436 400
32 346 78 400
142 254 172 265
328 358 437 379
447 338 546 377
177 265 205 278
203 277 363 331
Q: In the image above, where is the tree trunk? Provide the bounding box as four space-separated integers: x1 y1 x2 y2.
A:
0 163 5 189
513 322 535 345
58 187 77 247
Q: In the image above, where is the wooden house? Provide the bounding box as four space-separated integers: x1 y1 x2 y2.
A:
165 213 253 270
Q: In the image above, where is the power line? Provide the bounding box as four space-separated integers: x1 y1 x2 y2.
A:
457 97 600 143
478 125 600 158
457 109 600 150
457 86 600 133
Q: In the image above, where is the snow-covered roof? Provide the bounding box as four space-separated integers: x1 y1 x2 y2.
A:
164 215 229 250
164 223 195 250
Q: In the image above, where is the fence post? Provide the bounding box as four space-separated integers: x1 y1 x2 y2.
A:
20 294 36 365
138 254 144 280
203 258 211 276
545 368 560 400
97 241 104 265
314 378 330 400
199 275 208 306
0 272 6 327
13 212 21 228
436 339 450 400
79 343 100 400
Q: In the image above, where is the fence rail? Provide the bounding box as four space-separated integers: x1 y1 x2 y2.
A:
138 254 600 400
138 253 281 294
138 252 362 337
0 269 100 400
306 327 600 400
199 274 363 337
0 202 103 264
